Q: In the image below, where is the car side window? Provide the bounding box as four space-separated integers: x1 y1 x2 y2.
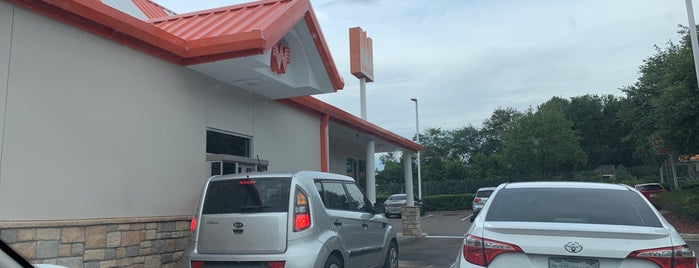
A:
319 181 348 210
344 182 371 213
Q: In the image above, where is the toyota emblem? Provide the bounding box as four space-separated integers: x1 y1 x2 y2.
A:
564 242 583 254
233 222 244 229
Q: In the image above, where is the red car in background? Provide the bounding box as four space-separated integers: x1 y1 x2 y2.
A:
634 183 667 205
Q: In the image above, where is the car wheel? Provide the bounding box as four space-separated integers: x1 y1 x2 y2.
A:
324 254 343 268
383 241 398 268
384 212 391 218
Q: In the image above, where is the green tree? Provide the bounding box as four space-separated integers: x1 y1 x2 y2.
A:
376 152 403 185
479 107 523 156
541 95 635 168
499 107 588 180
620 26 699 161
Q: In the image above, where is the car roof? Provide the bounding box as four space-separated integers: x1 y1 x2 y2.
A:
501 181 632 191
208 171 355 182
634 182 662 187
476 187 497 191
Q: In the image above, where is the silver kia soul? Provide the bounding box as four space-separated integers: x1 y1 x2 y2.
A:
180 171 398 268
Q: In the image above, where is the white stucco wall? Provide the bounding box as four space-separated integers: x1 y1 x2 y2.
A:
0 7 207 220
0 1 12 164
0 5 321 221
252 95 320 172
204 86 320 172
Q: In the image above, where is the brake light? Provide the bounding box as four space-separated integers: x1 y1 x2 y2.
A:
267 261 286 268
463 235 523 266
192 261 285 268
628 245 696 268
473 198 482 203
239 179 256 185
190 216 197 233
293 189 311 232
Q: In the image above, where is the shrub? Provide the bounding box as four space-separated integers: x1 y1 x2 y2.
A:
659 188 699 221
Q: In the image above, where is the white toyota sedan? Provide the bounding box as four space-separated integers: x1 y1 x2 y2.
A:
452 181 697 268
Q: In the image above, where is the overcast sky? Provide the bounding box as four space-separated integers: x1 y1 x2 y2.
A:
161 0 695 140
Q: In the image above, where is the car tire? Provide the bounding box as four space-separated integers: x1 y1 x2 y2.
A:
384 213 391 218
383 241 398 268
324 254 343 268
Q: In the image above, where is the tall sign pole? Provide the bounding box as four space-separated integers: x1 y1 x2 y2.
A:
686 0 699 88
350 27 377 203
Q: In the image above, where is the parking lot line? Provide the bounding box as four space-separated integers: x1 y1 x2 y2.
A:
461 214 473 221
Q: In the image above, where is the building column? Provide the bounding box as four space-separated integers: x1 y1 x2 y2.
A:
366 139 376 204
401 151 422 236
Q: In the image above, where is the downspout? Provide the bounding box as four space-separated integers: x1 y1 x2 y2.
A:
320 114 329 172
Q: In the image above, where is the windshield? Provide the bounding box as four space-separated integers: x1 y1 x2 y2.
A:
485 188 662 227
388 195 406 201
636 184 665 191
202 178 291 214
475 190 495 198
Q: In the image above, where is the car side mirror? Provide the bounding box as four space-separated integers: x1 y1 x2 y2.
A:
374 202 386 214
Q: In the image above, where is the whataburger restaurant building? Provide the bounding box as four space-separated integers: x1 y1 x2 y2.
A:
0 0 422 266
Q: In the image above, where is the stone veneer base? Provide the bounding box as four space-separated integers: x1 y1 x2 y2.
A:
0 216 192 268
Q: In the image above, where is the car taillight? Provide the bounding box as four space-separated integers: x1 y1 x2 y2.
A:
628 245 696 268
293 189 311 232
191 261 285 268
463 235 523 266
190 216 197 233
473 198 482 203
267 261 286 268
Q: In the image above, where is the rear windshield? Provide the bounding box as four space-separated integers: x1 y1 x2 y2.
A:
636 184 664 191
485 188 662 227
202 177 291 214
388 195 406 201
476 190 494 198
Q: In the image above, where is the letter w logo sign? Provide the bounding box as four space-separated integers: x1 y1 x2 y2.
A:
270 43 291 74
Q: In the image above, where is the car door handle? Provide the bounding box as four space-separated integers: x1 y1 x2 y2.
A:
334 220 342 226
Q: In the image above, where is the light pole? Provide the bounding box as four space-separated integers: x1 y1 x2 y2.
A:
685 0 699 89
410 98 423 200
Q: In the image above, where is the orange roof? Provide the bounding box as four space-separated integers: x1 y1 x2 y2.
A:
8 0 343 90
132 0 172 19
278 96 424 153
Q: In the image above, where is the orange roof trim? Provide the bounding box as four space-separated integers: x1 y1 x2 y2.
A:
9 0 343 90
278 96 424 153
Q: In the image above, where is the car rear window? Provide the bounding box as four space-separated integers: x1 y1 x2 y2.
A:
476 190 494 197
388 195 406 201
636 184 664 191
202 177 291 214
485 188 662 227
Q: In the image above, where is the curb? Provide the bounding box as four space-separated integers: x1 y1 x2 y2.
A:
681 233 699 242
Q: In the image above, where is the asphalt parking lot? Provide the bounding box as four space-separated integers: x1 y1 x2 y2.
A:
390 211 471 268
390 211 699 267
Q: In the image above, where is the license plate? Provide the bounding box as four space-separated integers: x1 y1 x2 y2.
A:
549 258 599 268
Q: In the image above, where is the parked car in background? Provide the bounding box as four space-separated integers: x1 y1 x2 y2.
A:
383 193 423 218
634 182 667 206
454 182 697 268
471 187 496 213
181 171 398 268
